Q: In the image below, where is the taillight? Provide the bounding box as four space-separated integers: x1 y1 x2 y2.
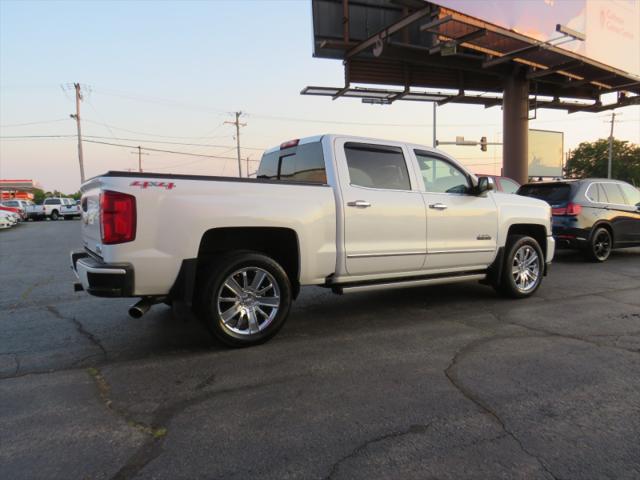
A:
552 202 582 216
280 139 299 149
100 191 136 244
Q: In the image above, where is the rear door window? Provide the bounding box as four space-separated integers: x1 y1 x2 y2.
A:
256 142 326 184
345 143 411 190
517 183 571 205
619 183 640 206
602 183 626 205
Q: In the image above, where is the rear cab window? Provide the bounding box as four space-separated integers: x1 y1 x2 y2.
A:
517 183 572 205
257 142 326 184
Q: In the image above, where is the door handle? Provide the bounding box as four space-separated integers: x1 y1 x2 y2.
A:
347 200 371 208
429 203 448 210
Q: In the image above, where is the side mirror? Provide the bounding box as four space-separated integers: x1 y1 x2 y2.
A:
476 176 494 195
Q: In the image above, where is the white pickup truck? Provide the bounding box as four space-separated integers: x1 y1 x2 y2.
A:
43 197 80 220
71 134 554 346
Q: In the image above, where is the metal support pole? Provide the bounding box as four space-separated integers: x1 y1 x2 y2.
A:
432 101 437 147
607 112 616 179
502 71 529 184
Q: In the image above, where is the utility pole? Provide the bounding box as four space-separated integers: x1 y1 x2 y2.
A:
224 112 246 177
607 111 617 179
130 146 149 172
70 83 85 183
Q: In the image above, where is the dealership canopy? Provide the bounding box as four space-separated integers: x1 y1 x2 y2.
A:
302 0 640 183
304 0 639 110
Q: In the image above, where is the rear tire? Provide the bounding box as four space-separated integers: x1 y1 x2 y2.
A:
50 210 59 221
583 226 612 262
197 251 292 347
496 235 544 298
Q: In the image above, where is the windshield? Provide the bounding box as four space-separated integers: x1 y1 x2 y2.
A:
518 183 572 205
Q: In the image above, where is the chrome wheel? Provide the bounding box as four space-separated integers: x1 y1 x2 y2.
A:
216 267 281 336
511 245 540 293
593 229 611 261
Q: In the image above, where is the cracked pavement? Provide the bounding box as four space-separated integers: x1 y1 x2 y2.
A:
1 220 639 480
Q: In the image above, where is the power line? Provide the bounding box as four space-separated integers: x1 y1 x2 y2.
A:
90 87 229 115
82 118 233 140
0 119 69 128
0 134 75 138
0 133 267 150
82 139 239 160
82 135 266 150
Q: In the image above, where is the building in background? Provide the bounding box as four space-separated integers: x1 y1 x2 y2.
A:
0 179 41 201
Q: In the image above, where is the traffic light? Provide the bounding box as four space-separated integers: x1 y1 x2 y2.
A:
480 136 487 152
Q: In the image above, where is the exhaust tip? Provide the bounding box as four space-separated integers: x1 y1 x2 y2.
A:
128 306 145 319
128 298 153 319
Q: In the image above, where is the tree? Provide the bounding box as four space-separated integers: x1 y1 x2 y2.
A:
564 139 640 186
32 188 45 204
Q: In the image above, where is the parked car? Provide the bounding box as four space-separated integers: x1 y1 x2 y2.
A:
43 197 76 220
71 134 554 347
0 204 24 221
2 199 46 220
477 175 521 193
518 179 640 262
0 210 17 229
60 198 81 219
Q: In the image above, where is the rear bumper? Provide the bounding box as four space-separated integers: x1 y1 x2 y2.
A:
61 210 81 217
552 225 589 249
70 250 134 297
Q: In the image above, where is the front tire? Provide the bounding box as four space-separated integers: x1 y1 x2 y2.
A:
584 226 612 262
197 252 292 347
496 235 544 298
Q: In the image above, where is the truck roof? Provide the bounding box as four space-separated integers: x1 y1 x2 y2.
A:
263 134 444 157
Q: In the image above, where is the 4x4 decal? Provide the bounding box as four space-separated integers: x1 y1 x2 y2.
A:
130 180 176 190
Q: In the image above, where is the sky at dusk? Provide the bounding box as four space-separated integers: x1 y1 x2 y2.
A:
1 0 639 193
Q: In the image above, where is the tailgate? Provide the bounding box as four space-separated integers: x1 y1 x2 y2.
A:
81 185 102 254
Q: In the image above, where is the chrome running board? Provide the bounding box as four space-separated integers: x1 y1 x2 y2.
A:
333 273 487 295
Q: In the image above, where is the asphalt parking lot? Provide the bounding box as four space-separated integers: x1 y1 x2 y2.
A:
1 220 639 480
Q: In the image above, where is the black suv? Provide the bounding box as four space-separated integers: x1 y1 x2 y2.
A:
518 179 640 262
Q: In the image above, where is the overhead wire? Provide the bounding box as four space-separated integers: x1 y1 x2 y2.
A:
0 119 69 128
82 118 233 140
82 139 239 160
0 133 267 150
